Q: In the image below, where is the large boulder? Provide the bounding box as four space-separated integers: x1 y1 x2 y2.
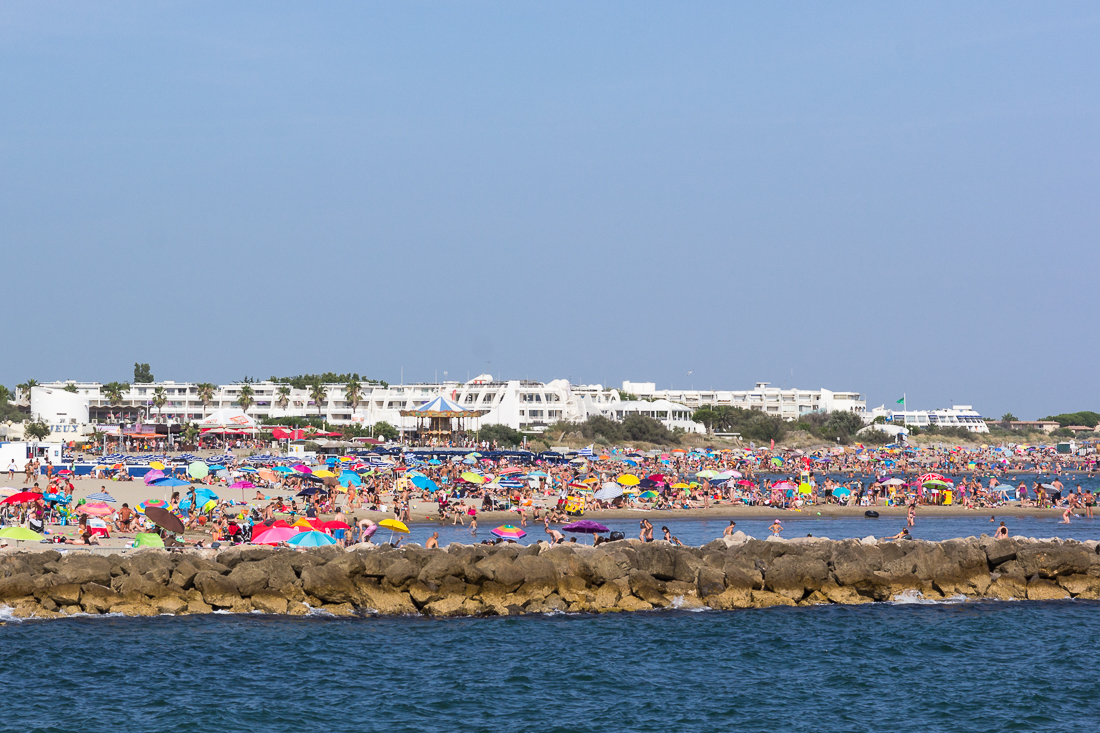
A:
383 559 419 587
982 538 1020 566
695 567 727 598
474 553 526 591
541 547 593 583
0 573 36 602
588 550 632 584
356 578 418 615
301 563 359 605
417 553 464 585
1057 574 1100 599
764 555 829 601
251 591 290 614
80 583 122 613
1017 544 1092 578
193 571 241 608
55 555 113 586
1027 577 1070 600
228 562 271 597
635 544 677 581
627 570 670 607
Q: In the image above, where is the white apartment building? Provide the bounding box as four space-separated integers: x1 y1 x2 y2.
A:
30 376 623 433
865 405 990 433
620 381 866 421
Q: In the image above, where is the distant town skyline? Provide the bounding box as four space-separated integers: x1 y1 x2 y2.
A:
3 3 1097 419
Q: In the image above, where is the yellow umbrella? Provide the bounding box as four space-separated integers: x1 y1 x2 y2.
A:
582 477 599 484
616 474 640 486
671 482 690 489
149 461 165 470
312 469 336 478
461 472 486 484
379 518 409 533
292 518 313 528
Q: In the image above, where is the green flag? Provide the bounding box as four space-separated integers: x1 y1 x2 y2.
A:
896 397 905 404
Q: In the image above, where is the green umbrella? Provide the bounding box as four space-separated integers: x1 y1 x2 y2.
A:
0 526 44 544
132 533 165 548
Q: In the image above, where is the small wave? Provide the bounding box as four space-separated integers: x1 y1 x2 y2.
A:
890 590 967 605
668 596 712 612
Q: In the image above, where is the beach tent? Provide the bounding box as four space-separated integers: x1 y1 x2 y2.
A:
197 408 258 431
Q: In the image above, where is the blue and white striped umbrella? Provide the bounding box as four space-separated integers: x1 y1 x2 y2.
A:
85 491 117 503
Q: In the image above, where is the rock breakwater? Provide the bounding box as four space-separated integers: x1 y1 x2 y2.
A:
2 534 1099 619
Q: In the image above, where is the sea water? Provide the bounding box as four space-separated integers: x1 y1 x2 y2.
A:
3 601 1098 732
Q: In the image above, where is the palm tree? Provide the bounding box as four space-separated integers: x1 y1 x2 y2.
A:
309 382 328 417
102 382 129 418
152 387 167 422
276 385 291 410
16 379 38 404
237 384 255 414
196 383 216 420
344 379 362 413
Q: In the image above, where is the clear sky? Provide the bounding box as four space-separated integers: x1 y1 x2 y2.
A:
2 3 1097 419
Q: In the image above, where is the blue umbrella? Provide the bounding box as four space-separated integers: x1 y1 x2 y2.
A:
409 475 439 491
153 477 191 488
85 491 117 503
339 471 362 486
208 464 226 471
273 466 293 473
288 530 336 547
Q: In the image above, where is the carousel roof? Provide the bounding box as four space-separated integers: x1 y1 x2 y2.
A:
399 394 483 418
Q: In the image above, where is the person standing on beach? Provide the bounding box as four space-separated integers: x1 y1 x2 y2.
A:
6 460 15 481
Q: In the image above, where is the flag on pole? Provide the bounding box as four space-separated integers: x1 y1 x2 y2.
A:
577 444 594 457
896 397 905 404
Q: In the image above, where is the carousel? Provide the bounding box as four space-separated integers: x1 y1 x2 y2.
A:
399 395 485 442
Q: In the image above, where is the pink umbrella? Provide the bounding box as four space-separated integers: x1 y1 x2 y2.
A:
292 464 312 474
143 469 165 485
77 502 113 516
252 526 298 544
230 479 257 501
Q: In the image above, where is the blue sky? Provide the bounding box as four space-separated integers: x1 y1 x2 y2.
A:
2 3 1097 418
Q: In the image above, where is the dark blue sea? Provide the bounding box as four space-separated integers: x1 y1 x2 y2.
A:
4 600 1099 733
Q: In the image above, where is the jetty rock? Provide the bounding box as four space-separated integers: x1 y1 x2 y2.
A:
2 536 1099 619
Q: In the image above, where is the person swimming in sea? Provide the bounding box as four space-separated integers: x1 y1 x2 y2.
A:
769 519 783 536
723 520 737 537
884 528 910 540
994 521 1008 539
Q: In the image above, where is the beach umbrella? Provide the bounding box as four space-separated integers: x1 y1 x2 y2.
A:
379 518 410 544
491 525 527 540
594 484 624 501
137 499 167 514
561 520 609 544
312 469 336 478
288 530 337 547
253 526 299 544
143 469 166 485
639 490 659 499
77 502 113 516
257 469 278 483
616 474 640 486
146 506 185 535
273 466 294 474
85 491 117 503
410 475 439 491
322 520 351 531
713 470 742 480
0 526 44 545
149 461 166 470
237 467 258 473
153 477 191 488
460 472 486 484
881 478 906 486
0 492 43 505
187 461 209 479
132 533 164 548
339 471 362 487
292 464 311 474
918 473 946 484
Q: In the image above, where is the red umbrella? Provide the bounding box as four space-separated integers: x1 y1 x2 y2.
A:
647 474 668 484
1 492 43 505
918 473 946 483
322 520 351 531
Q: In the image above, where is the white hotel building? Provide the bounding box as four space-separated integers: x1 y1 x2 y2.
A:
26 376 868 438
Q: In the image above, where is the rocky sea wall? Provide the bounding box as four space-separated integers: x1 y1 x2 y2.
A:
2 534 1100 619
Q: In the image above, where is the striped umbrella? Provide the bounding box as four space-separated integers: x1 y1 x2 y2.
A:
85 491 117 503
288 530 337 547
491 525 527 540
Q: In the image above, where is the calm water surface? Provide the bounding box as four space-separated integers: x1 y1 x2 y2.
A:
2 601 1098 733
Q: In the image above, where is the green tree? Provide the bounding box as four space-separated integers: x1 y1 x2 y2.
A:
309 382 328 416
372 421 399 441
0 386 10 402
237 384 255 413
63 383 78 393
275 385 291 410
479 423 524 447
196 383 216 418
16 379 38 401
1042 411 1100 429
103 381 129 407
183 423 199 444
24 418 50 441
152 386 167 420
1000 412 1018 423
742 414 787 442
344 379 362 412
133 363 154 383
